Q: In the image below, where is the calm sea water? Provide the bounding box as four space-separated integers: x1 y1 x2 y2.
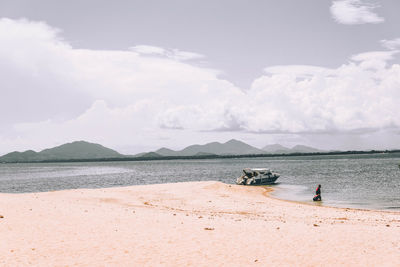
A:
0 154 399 211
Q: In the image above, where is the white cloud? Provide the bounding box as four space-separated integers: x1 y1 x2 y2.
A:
380 38 400 50
130 45 204 60
0 18 228 122
242 51 400 135
264 65 333 77
1 18 400 154
0 18 91 125
350 50 398 69
330 0 384 25
0 18 243 153
130 45 166 55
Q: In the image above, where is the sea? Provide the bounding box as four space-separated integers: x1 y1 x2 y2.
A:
1 153 399 211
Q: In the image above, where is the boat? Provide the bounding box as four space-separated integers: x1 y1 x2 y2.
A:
236 168 280 185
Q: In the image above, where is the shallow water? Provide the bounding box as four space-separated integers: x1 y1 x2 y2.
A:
0 153 399 210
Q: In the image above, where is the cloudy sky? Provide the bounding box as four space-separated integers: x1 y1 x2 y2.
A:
1 0 400 154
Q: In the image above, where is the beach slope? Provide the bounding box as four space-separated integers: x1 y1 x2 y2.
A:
0 181 399 266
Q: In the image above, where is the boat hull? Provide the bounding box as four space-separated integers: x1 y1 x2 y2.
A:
236 174 279 185
252 176 279 185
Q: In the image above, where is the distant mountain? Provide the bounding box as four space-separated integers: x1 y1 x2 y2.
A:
262 144 291 154
155 139 265 156
155 147 179 156
131 152 147 157
262 144 324 154
0 139 328 163
0 141 123 162
0 150 39 162
140 152 163 158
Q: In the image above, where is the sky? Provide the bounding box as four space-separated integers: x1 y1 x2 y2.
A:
0 0 400 154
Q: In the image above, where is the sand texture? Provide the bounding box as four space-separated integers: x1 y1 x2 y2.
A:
1 181 399 266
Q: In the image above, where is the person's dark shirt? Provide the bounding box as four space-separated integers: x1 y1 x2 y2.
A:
316 187 321 195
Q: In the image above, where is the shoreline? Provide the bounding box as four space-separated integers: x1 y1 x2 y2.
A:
265 185 400 214
2 181 399 214
1 181 399 266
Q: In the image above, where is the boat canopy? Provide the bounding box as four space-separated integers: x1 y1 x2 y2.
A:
243 168 272 175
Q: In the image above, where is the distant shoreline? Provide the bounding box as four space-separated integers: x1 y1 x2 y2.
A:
2 149 400 164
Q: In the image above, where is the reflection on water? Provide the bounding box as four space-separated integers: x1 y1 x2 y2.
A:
0 153 399 211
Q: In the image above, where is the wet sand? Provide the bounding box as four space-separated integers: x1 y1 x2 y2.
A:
0 181 399 266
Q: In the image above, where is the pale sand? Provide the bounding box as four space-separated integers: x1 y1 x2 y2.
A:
0 181 399 266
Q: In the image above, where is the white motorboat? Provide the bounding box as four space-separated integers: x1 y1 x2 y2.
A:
236 168 280 185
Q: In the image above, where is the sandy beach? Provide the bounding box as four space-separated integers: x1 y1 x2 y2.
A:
0 181 399 266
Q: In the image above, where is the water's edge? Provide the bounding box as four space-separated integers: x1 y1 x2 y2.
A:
1 155 399 210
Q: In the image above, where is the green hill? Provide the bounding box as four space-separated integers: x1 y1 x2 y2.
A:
139 152 163 158
262 144 324 154
0 141 123 162
155 147 178 156
155 139 265 156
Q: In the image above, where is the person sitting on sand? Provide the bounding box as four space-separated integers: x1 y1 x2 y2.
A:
313 184 321 201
